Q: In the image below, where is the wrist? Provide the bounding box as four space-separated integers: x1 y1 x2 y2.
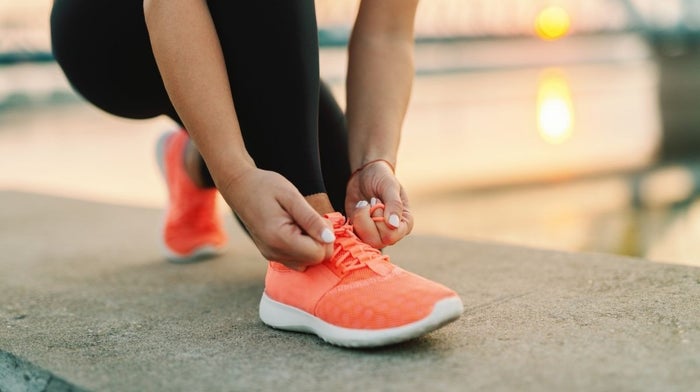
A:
214 160 257 213
208 154 256 190
348 159 396 184
350 149 397 172
348 133 399 172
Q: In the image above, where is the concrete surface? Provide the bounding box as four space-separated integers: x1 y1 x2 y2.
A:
0 351 82 392
1 190 699 392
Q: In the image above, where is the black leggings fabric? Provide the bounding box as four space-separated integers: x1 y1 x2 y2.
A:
50 0 351 212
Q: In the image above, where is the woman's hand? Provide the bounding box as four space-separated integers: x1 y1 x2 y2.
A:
220 167 335 270
344 161 413 249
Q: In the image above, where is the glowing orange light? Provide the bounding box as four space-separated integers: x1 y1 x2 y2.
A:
537 69 574 145
535 6 571 41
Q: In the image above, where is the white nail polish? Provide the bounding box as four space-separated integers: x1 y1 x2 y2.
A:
321 228 335 243
388 214 400 228
356 200 369 208
370 197 377 207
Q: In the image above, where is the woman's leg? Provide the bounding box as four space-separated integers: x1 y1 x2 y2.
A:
51 0 177 121
206 0 336 211
52 0 350 213
52 0 224 262
52 0 215 184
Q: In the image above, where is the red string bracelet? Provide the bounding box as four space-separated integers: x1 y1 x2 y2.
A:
348 159 395 182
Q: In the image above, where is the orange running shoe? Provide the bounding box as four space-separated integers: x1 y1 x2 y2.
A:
260 209 463 347
156 130 226 263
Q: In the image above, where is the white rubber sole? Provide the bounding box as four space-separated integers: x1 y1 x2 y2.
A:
162 243 222 264
259 293 464 348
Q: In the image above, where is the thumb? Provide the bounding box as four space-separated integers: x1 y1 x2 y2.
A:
281 191 336 245
381 182 404 229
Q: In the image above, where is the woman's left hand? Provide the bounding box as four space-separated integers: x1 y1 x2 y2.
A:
344 160 414 249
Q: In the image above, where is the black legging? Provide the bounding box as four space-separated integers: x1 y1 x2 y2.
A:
50 0 351 212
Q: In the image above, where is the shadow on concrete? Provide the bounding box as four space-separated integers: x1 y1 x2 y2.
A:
0 350 86 392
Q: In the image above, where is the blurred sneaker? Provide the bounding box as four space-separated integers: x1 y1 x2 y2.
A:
260 211 463 348
156 130 226 263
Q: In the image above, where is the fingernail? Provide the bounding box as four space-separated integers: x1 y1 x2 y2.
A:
388 214 400 228
321 228 336 243
370 197 378 207
356 200 369 208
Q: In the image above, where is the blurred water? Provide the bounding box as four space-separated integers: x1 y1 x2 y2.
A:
3 0 700 58
3 1 700 266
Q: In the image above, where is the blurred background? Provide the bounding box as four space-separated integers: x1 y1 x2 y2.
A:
2 0 700 266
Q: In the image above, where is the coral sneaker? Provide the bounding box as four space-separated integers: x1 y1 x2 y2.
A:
156 130 226 263
260 211 463 347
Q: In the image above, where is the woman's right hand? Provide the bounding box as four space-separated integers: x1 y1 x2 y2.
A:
218 167 335 270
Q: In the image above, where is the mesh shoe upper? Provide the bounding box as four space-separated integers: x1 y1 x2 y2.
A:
161 130 226 256
265 212 458 330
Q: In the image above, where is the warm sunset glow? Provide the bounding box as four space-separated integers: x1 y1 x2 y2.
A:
537 70 574 144
535 6 571 40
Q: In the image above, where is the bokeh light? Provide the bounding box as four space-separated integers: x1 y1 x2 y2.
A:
537 69 574 144
535 6 571 40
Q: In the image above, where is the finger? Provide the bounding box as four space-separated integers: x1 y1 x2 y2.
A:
253 216 328 269
274 192 335 266
401 208 415 235
277 227 333 267
347 199 369 225
379 183 404 229
371 202 410 246
352 200 384 249
379 220 411 246
399 187 415 235
279 191 335 245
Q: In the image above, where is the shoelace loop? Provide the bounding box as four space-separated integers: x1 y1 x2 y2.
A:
332 208 389 274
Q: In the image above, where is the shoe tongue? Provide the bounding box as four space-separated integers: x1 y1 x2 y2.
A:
323 212 346 229
320 212 394 278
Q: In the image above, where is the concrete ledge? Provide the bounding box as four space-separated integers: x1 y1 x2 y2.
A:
1 191 699 391
0 350 85 392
